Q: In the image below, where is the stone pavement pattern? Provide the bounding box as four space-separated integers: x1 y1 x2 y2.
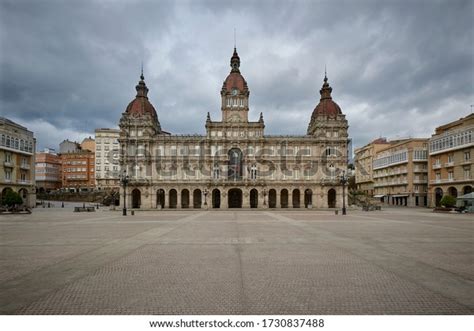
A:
0 207 473 314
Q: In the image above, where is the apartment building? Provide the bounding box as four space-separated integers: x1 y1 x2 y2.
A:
372 138 429 207
0 117 36 207
35 148 61 192
59 137 95 192
95 128 120 190
354 138 389 195
428 114 473 206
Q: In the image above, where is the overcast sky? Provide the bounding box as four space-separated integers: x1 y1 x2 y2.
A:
1 0 473 152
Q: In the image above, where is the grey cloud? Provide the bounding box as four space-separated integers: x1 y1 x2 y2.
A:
0 0 472 152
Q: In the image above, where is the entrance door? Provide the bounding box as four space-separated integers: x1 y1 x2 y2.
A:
156 189 165 208
193 189 202 208
169 189 177 208
328 188 336 208
212 189 221 208
228 189 242 208
132 188 141 208
250 189 258 208
181 189 190 208
269 189 277 208
280 189 288 208
292 189 300 208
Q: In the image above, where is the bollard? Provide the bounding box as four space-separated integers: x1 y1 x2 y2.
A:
62 202 64 208
96 203 99 210
335 210 339 215
48 202 50 208
83 202 86 208
131 210 135 216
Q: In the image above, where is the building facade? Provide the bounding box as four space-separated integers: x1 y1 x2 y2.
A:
60 150 95 192
428 114 474 207
35 148 61 192
0 117 36 207
118 48 349 209
372 138 429 207
95 128 121 190
354 138 389 196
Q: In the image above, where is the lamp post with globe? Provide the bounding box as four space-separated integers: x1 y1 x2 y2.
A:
340 170 348 215
120 170 129 216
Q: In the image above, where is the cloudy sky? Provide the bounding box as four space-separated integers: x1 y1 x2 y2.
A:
1 0 472 152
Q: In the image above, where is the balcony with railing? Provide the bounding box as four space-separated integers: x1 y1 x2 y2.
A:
3 161 14 168
20 163 31 170
432 163 442 169
444 161 454 167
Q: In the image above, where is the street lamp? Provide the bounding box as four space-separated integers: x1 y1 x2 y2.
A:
263 188 267 206
203 188 208 207
120 170 129 216
340 170 348 215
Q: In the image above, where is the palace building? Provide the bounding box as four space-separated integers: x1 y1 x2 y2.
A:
118 48 349 209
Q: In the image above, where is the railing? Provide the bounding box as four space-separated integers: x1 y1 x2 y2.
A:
432 164 441 169
3 161 13 167
20 163 31 170
445 162 454 167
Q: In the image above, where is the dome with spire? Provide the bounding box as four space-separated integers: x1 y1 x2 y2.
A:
311 74 342 117
125 72 159 120
221 48 249 94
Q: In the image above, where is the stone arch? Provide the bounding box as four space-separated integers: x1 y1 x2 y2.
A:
304 189 313 208
292 189 300 208
268 189 277 208
131 188 141 209
435 187 443 207
463 185 472 195
181 189 190 208
212 189 221 208
328 188 336 208
193 189 202 208
156 189 165 208
250 189 258 208
228 188 242 208
18 188 28 206
169 189 177 208
280 189 288 208
448 186 458 198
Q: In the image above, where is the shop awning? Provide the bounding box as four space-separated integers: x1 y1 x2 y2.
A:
373 194 385 198
392 194 409 197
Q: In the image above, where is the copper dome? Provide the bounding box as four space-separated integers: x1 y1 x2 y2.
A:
312 75 341 117
125 74 158 119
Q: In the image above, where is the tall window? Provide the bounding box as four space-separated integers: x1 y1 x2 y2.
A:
213 164 220 180
250 164 257 180
228 148 243 180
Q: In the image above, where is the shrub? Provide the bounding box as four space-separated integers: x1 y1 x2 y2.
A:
440 195 456 208
2 190 23 207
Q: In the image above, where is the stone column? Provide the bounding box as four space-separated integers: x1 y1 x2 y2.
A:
164 190 169 209
177 189 182 209
189 190 194 209
242 189 250 208
223 191 229 209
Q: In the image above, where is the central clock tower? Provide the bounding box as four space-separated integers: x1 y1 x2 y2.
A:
220 48 250 122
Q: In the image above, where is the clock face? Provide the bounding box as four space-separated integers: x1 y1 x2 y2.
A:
232 89 238 96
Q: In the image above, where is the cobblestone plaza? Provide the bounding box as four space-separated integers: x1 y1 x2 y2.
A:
0 207 473 315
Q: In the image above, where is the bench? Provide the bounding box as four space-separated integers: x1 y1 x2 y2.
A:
73 207 96 212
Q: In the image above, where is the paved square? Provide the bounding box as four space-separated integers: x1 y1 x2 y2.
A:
0 206 473 314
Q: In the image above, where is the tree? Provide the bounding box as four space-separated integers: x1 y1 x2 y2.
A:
440 195 456 208
2 190 23 207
